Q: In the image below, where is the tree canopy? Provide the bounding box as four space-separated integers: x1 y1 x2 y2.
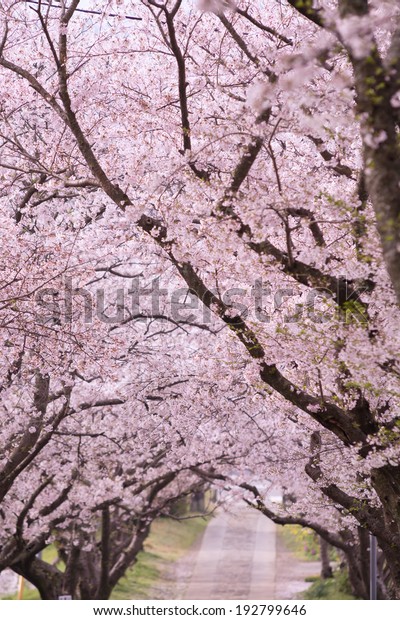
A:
0 0 400 600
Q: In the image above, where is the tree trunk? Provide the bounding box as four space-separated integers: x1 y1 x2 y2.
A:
343 545 369 600
319 536 332 579
98 507 111 599
12 557 64 600
372 464 400 598
375 539 400 599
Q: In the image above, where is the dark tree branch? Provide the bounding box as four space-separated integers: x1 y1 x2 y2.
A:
286 0 325 28
148 1 209 180
240 481 350 551
236 8 293 46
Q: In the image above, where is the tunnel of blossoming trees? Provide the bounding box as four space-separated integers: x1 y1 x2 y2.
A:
0 0 399 602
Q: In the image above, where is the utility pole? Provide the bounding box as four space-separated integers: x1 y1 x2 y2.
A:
370 533 377 600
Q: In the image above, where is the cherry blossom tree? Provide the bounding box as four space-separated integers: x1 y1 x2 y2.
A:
1 0 400 598
0 313 260 599
0 233 260 599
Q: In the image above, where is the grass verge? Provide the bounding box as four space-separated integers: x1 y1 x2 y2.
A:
300 570 357 600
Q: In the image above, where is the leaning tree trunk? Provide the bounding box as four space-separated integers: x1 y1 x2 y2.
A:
12 557 65 600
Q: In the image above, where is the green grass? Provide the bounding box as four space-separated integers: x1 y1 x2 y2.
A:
300 570 357 600
1 587 40 600
279 524 320 561
111 551 161 600
2 515 209 600
111 515 209 599
279 525 338 563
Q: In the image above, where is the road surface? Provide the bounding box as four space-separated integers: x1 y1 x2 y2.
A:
182 507 276 600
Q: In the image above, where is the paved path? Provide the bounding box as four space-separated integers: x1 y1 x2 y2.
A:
182 507 276 600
